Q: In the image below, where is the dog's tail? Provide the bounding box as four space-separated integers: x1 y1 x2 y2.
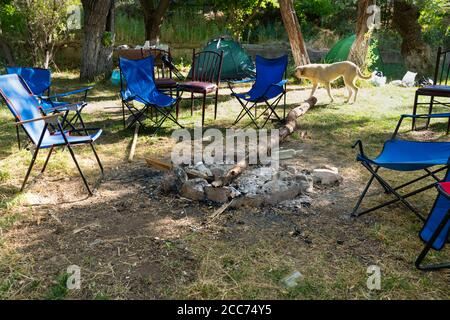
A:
357 67 372 80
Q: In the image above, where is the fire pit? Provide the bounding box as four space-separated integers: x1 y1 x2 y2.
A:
159 162 342 209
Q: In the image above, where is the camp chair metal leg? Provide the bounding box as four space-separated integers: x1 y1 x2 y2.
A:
214 88 219 120
412 92 419 131
21 146 40 192
392 166 448 192
21 124 48 191
41 146 54 174
66 144 92 195
352 166 379 217
364 162 425 221
233 98 259 128
176 90 180 120
352 162 441 221
415 211 450 271
90 142 104 174
233 101 249 125
259 98 282 129
126 104 149 129
425 96 434 129
149 104 184 135
357 181 437 219
16 125 21 150
122 102 126 128
202 92 206 127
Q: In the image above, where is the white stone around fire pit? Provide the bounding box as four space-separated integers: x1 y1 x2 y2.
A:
161 162 341 207
312 166 343 185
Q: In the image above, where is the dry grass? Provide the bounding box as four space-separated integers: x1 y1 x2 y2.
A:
0 72 449 299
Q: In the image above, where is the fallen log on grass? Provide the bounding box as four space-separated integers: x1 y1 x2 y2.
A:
220 97 317 185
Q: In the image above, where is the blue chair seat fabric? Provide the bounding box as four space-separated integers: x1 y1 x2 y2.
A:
120 89 175 108
359 140 450 171
41 129 102 149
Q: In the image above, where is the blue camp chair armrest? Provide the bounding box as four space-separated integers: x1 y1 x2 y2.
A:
392 113 450 139
271 79 288 88
228 78 256 85
17 113 63 125
46 86 93 100
42 103 84 113
121 90 136 102
401 113 450 119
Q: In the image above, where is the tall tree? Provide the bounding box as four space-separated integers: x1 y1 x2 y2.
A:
279 0 310 72
80 0 115 81
139 0 170 42
393 0 433 75
348 0 374 68
15 0 72 68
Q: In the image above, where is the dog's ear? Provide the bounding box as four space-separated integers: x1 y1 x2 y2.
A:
295 66 304 78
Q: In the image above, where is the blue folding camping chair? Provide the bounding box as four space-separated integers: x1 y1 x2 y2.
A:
352 113 450 221
0 74 103 195
119 55 183 132
6 66 93 147
230 55 288 129
415 181 450 270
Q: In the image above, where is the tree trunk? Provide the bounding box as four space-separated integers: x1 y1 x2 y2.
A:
97 0 116 79
140 0 171 42
348 0 373 68
0 36 15 66
80 0 112 81
279 0 310 74
392 0 433 75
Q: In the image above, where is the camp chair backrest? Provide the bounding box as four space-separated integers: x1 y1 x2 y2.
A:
0 74 49 145
190 49 224 85
251 55 287 98
6 66 51 96
434 47 450 86
119 56 157 98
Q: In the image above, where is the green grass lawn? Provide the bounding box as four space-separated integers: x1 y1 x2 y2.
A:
0 72 449 299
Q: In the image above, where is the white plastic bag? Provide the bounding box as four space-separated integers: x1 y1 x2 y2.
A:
401 71 417 87
371 73 386 87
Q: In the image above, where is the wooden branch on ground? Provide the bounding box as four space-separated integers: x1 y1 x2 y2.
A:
128 123 140 162
221 97 317 185
145 157 172 171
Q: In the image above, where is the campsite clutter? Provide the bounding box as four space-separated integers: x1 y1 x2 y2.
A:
1 31 449 274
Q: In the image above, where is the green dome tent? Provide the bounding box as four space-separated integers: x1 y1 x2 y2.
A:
325 34 406 79
325 34 382 65
193 37 255 81
325 35 356 63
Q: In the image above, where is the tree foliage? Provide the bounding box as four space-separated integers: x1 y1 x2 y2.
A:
18 0 75 68
0 0 76 68
207 0 278 39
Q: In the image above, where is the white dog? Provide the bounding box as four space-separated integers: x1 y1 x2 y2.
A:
295 61 372 103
